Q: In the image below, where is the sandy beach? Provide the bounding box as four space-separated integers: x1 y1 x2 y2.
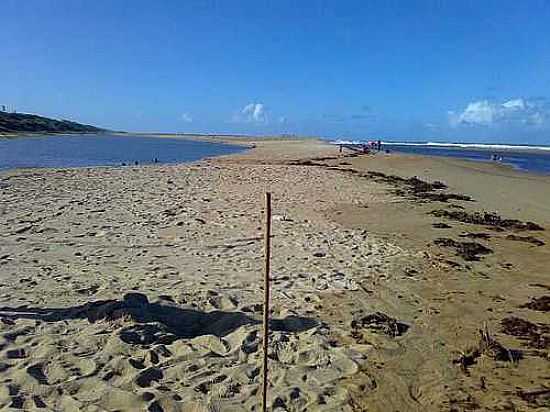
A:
0 138 549 411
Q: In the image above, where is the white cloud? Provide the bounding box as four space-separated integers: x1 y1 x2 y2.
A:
464 100 494 125
180 112 193 123
501 98 525 110
449 98 550 128
236 102 267 123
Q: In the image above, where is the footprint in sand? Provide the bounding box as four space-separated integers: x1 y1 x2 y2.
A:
33 357 98 385
129 358 146 370
135 367 163 388
195 373 228 394
240 330 259 355
26 363 48 385
5 348 27 359
32 395 47 408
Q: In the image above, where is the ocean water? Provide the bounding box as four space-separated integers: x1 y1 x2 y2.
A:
0 134 245 171
332 140 550 175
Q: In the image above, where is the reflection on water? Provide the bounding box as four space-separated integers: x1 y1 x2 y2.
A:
0 134 245 170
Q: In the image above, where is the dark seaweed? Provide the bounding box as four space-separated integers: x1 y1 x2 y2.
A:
501 316 550 349
434 238 493 261
430 210 544 232
520 296 550 312
351 311 409 338
506 234 545 246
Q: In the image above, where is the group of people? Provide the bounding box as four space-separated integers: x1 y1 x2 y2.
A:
120 158 159 166
338 139 383 154
366 140 383 152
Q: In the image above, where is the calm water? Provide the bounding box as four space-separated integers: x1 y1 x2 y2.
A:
383 143 550 175
0 134 245 170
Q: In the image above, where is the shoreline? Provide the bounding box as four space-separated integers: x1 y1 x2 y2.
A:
3 131 550 177
0 135 324 174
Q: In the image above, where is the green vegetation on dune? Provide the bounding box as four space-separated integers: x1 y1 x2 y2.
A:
0 111 105 134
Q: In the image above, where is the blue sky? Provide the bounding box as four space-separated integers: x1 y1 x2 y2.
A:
2 0 550 143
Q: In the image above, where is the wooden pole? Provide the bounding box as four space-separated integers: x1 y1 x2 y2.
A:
261 192 272 412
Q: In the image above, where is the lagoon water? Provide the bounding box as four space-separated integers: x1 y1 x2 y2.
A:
382 142 550 174
0 134 245 170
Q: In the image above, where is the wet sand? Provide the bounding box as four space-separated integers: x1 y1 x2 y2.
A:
0 138 548 411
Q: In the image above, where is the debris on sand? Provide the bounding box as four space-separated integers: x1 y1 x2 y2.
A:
453 346 481 373
292 165 473 203
287 160 326 167
414 191 472 202
501 317 550 350
520 296 550 312
459 232 492 240
287 154 360 167
501 317 540 336
434 238 493 261
430 210 544 231
404 176 447 193
364 171 473 203
433 222 452 229
363 172 446 191
518 388 550 407
351 311 409 338
454 326 522 373
479 325 523 362
506 234 545 246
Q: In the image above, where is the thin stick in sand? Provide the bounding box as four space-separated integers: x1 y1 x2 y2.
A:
261 192 272 412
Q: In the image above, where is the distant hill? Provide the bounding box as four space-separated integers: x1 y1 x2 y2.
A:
0 111 105 134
